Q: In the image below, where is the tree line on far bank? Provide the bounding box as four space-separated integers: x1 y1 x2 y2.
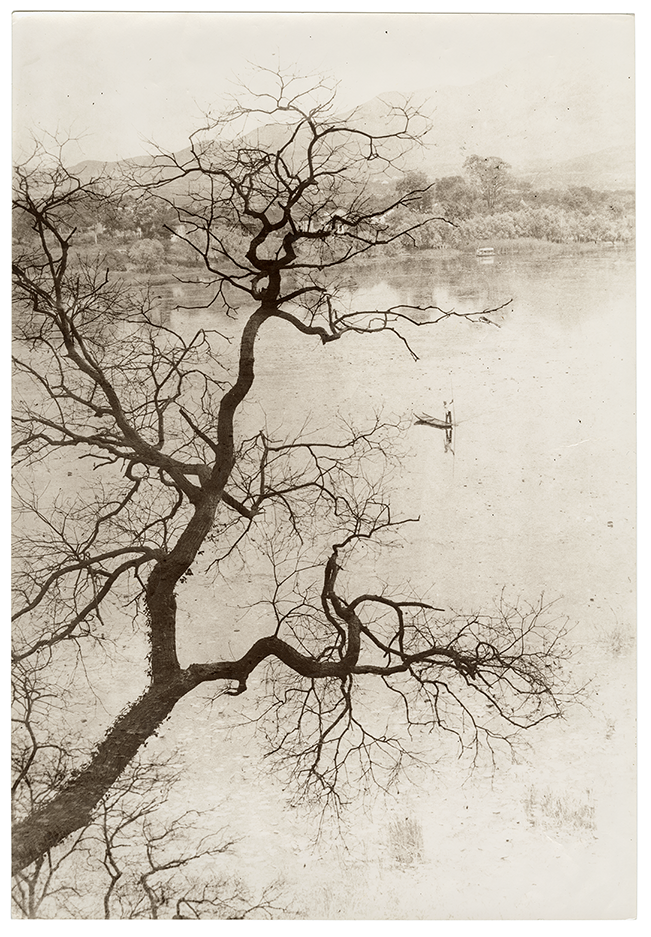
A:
12 151 635 278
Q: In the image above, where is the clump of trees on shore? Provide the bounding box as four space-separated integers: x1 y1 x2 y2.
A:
384 163 634 252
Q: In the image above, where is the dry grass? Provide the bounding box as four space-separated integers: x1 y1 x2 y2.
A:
598 624 635 658
387 817 425 867
523 785 596 836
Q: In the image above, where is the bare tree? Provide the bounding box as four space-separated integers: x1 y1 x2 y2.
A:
11 657 98 916
12 69 572 878
93 770 286 921
12 661 283 919
13 725 285 920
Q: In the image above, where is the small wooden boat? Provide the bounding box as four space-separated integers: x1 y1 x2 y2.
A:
475 246 495 257
414 411 453 430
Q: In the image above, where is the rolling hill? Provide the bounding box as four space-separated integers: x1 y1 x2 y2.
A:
71 54 634 192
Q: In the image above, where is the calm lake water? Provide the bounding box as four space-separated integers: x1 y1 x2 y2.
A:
18 246 633 917
170 245 635 630
165 245 636 918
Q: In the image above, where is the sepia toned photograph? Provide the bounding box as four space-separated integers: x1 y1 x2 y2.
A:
11 10 636 920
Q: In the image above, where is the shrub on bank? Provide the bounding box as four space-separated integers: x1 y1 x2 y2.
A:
441 204 633 247
128 238 165 272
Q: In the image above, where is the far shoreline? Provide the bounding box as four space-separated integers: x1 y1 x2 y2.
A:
349 238 635 266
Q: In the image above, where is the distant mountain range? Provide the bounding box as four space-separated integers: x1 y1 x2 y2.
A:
519 145 635 190
347 53 634 189
73 54 635 192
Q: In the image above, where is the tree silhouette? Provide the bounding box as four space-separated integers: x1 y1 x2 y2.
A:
463 154 512 212
12 695 285 921
12 70 572 877
434 175 476 221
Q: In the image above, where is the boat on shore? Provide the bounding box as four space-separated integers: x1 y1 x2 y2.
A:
475 246 495 257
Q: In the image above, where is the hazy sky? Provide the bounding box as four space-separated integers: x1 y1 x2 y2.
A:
13 11 634 162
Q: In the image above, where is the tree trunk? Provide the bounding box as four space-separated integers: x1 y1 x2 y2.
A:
12 307 275 876
12 673 197 875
